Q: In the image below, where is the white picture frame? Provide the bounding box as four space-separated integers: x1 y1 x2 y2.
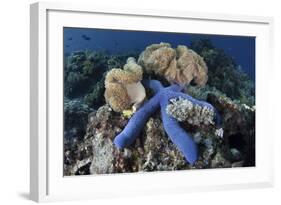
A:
30 1 274 202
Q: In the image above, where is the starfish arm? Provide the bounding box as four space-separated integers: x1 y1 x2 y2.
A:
142 79 164 93
114 93 161 148
160 96 198 165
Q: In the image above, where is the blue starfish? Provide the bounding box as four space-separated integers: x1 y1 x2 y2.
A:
114 79 221 165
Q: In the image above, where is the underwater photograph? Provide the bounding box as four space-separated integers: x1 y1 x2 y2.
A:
63 27 255 176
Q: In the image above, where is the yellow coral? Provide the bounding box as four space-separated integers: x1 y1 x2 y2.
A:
104 57 146 113
122 109 134 118
138 42 208 86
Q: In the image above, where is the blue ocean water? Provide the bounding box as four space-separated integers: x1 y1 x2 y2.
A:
64 27 255 80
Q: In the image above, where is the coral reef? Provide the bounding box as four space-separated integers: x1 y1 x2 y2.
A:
64 50 140 141
64 98 94 141
138 42 208 86
63 40 256 176
64 50 108 98
190 39 255 106
64 85 254 175
64 50 139 107
185 84 255 167
83 80 105 108
113 79 221 164
107 52 139 70
104 57 146 112
207 93 255 167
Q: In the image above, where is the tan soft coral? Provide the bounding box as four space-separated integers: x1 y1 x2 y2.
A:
104 57 146 112
138 42 208 86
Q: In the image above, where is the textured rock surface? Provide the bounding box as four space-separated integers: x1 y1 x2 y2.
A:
186 85 255 167
64 85 255 175
64 98 94 141
138 42 208 86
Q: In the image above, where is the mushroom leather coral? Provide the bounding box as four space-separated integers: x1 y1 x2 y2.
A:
104 57 146 112
138 42 208 86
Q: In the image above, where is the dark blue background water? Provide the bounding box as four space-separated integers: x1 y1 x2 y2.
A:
64 27 255 80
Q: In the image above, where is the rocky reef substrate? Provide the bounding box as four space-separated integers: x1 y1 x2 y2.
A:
64 86 255 175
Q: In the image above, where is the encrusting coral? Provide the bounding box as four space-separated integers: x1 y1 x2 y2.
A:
166 97 215 126
138 42 208 86
113 79 221 165
104 57 146 112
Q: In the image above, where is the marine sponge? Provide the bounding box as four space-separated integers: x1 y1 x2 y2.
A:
138 42 208 86
104 57 146 112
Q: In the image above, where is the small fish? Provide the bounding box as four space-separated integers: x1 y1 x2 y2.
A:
66 45 70 48
68 37 72 41
81 34 91 41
